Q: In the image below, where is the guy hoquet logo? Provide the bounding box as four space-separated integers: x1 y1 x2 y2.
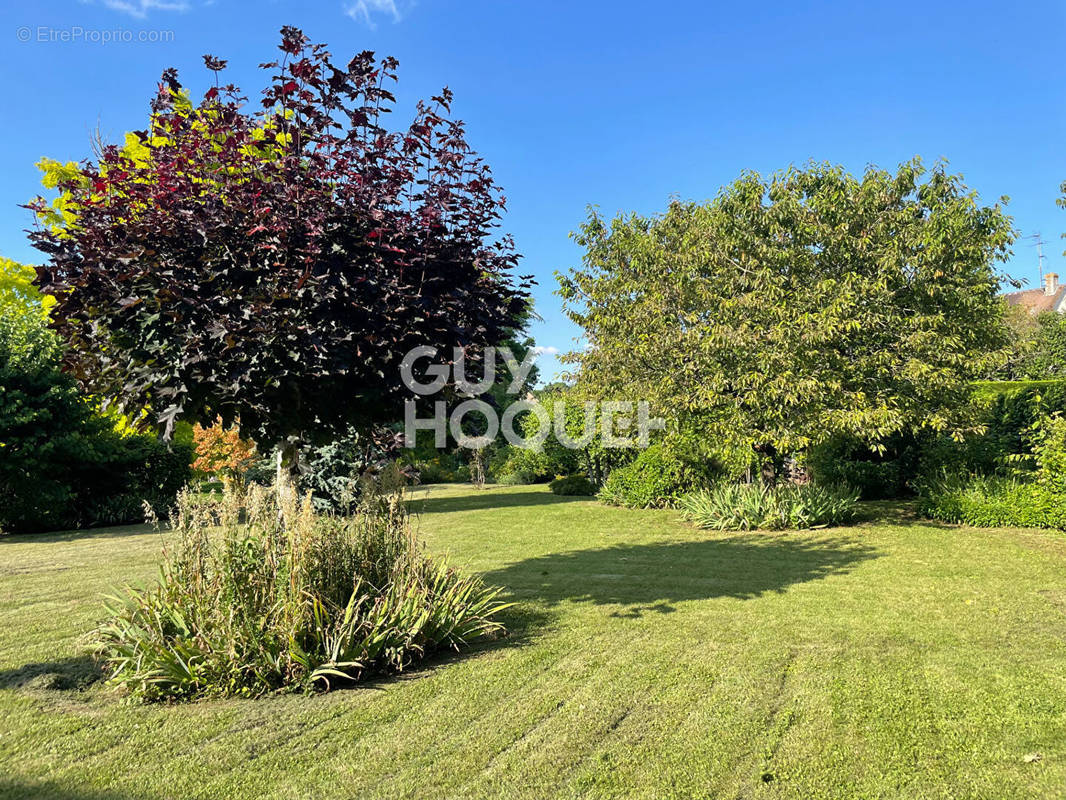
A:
400 346 664 450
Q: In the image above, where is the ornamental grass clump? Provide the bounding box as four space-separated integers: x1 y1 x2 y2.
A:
90 483 510 701
679 483 859 531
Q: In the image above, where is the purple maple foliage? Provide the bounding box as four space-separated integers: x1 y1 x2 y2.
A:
30 26 530 457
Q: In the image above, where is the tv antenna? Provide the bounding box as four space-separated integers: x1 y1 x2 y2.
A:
1027 233 1048 283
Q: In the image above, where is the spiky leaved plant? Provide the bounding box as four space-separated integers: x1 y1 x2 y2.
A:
90 482 510 700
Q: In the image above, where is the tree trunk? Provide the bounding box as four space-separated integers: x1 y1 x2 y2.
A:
470 448 486 489
754 443 778 486
583 450 597 487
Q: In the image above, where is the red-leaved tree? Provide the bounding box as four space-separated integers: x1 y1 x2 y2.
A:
30 27 530 493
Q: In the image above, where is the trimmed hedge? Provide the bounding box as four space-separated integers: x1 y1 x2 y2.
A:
970 380 1066 403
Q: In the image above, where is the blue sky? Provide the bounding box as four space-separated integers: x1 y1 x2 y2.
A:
2 0 1064 382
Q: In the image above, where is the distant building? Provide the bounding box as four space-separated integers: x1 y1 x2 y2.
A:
1004 273 1066 315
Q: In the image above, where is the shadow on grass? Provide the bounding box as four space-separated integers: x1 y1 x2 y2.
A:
484 534 879 617
0 779 146 800
0 523 158 545
407 489 587 515
0 654 104 692
854 500 956 530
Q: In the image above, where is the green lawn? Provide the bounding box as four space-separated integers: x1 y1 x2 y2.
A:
2 484 1066 799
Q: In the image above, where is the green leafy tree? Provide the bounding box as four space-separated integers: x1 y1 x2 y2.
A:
0 256 58 370
558 159 1016 472
1015 312 1066 379
997 302 1041 380
1058 178 1066 253
500 386 642 486
1003 180 1066 379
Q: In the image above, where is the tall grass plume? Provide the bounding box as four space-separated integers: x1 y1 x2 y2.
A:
90 479 510 700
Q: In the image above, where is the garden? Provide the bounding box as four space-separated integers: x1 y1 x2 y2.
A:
2 19 1066 800
4 486 1066 798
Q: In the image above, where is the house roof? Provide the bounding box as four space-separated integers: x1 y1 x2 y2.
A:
1004 286 1066 314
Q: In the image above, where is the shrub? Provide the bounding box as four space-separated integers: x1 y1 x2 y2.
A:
921 380 1066 480
192 420 257 487
493 446 557 484
598 444 715 508
0 288 192 532
549 474 597 496
916 474 1066 529
1014 483 1066 529
244 455 278 488
917 414 1066 530
1031 414 1066 494
0 358 108 532
916 473 1017 527
494 391 646 488
679 483 860 531
89 485 510 700
300 433 370 513
297 430 419 512
84 434 194 525
496 468 536 486
802 382 1066 502
411 453 470 485
0 356 193 533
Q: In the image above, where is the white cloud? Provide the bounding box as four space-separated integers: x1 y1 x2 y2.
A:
344 0 403 28
99 0 189 18
532 346 560 358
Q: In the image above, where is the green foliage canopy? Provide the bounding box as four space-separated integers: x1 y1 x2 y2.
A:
0 256 58 370
559 160 1016 457
1013 312 1066 379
